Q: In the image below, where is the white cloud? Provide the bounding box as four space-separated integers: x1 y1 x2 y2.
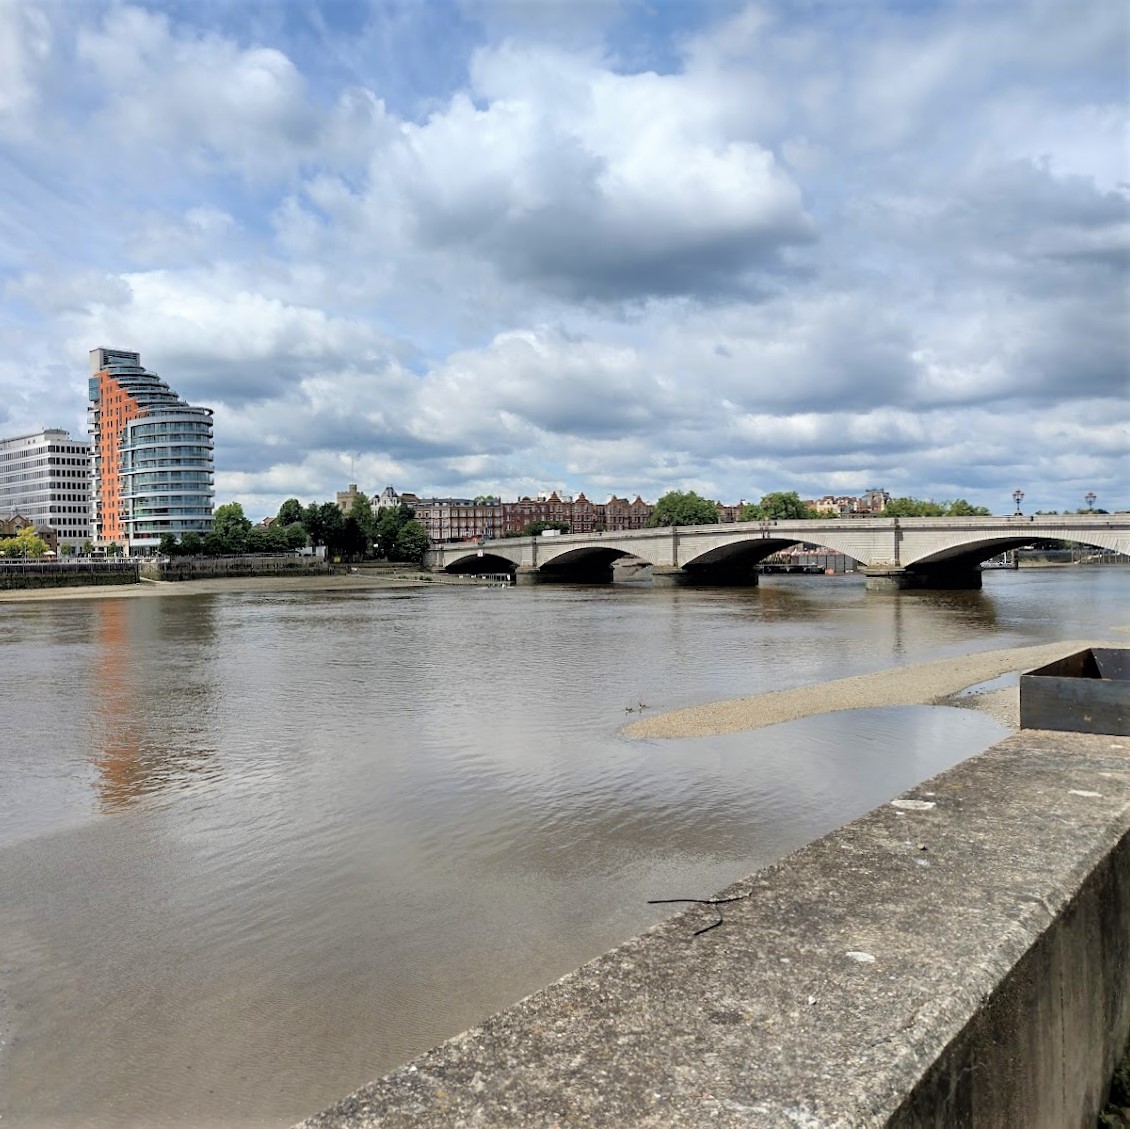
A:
76 7 318 178
0 0 52 138
0 0 1124 518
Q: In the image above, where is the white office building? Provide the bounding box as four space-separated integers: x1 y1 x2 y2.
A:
0 429 93 551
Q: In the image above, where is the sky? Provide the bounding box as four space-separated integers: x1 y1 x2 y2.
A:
0 0 1126 520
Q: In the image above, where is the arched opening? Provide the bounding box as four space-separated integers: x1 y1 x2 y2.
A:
442 551 519 578
907 535 1127 580
682 537 853 585
537 546 639 584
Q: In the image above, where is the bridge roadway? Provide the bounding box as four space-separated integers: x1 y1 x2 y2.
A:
425 514 1130 589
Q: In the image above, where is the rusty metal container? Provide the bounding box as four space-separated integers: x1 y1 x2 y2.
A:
1020 647 1129 736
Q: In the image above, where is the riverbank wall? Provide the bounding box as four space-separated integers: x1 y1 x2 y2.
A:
0 561 138 589
140 555 336 581
1018 549 1130 567
298 728 1130 1128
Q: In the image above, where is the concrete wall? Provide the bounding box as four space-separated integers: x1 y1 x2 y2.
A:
297 729 1130 1128
0 562 138 588
142 556 334 581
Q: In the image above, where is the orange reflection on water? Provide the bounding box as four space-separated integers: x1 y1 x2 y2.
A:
88 598 220 811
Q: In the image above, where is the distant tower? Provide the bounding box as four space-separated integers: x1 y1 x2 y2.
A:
87 348 214 554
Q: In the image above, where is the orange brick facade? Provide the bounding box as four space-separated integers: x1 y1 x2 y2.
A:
93 370 144 544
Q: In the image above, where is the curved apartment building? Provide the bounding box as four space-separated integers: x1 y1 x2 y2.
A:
88 347 214 554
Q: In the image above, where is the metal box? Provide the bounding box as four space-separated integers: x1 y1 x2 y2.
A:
1020 647 1130 736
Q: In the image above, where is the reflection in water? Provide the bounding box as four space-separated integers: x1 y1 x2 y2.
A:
0 567 1126 1128
89 599 222 810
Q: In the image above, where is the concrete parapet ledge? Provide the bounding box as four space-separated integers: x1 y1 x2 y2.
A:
297 731 1130 1128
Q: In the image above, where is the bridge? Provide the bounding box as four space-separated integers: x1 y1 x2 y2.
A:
425 514 1130 589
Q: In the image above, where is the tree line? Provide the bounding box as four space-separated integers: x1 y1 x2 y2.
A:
158 491 430 562
642 490 991 527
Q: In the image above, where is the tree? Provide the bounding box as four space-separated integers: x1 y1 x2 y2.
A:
375 503 416 558
202 531 226 556
283 522 308 551
245 527 269 553
647 490 720 527
213 501 252 552
302 502 326 547
882 497 992 517
390 520 430 563
945 499 991 517
1 526 48 557
277 498 304 527
180 532 204 556
341 516 368 558
106 542 123 557
517 520 570 537
881 497 946 517
158 533 179 557
347 492 375 554
256 525 282 553
319 501 346 555
742 492 814 521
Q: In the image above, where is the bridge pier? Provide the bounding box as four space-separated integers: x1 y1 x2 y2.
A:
687 566 759 587
512 566 547 585
651 566 759 587
863 568 983 591
649 566 693 587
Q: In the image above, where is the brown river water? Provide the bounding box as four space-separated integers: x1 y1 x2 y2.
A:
1 567 1126 1127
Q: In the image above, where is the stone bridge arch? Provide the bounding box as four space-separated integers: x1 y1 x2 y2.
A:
902 529 1129 571
440 548 523 575
534 544 646 583
678 536 837 584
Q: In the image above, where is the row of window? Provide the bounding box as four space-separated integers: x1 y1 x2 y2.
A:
0 444 87 462
130 520 213 533
120 449 210 460
120 473 213 486
126 427 212 439
0 472 87 487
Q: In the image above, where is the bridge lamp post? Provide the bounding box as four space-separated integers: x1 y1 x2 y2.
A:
1085 492 1096 512
1012 489 1024 516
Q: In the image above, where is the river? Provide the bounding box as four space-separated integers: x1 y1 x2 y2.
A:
1 567 1126 1128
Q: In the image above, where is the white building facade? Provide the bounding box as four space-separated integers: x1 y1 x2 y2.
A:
0 428 92 551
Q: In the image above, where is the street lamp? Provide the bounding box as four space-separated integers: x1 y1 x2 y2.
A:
1085 492 1096 512
1012 489 1024 516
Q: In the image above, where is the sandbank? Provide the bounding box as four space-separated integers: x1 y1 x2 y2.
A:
625 637 1126 739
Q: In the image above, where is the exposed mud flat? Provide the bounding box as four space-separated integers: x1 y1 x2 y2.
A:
625 638 1123 739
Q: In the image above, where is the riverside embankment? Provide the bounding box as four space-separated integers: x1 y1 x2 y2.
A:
0 566 461 602
298 725 1130 1128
